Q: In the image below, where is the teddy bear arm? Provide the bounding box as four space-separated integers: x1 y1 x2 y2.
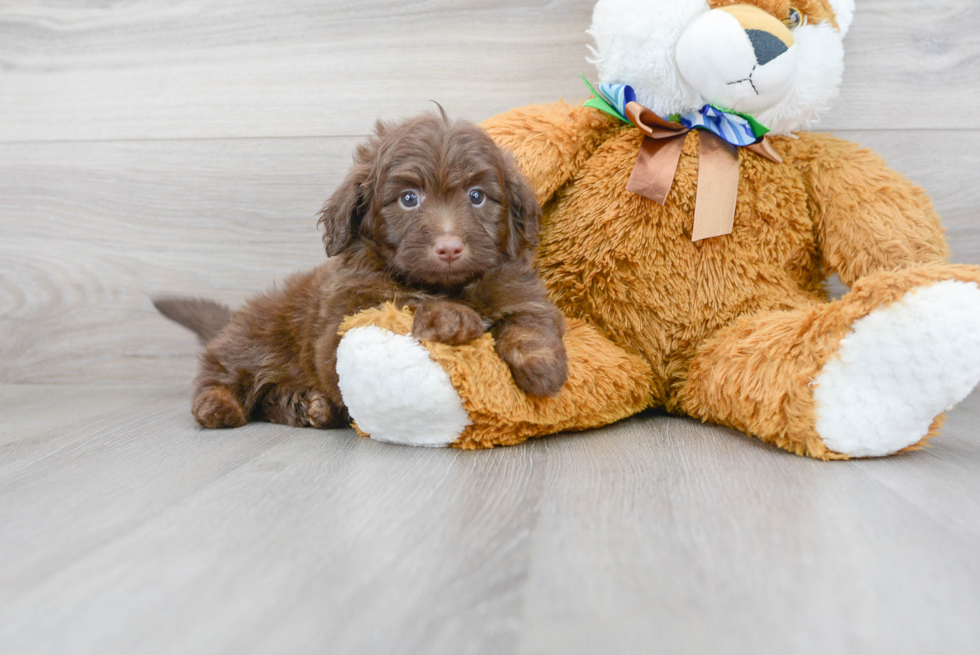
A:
480 102 619 206
334 304 654 448
799 135 949 286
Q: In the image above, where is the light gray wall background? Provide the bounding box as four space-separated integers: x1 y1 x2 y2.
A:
2 0 979 384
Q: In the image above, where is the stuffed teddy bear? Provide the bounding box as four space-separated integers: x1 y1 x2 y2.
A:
332 0 980 459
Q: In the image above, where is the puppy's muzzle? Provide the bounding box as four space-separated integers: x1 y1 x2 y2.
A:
434 236 465 263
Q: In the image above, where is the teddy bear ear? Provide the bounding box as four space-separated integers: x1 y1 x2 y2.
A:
827 0 855 38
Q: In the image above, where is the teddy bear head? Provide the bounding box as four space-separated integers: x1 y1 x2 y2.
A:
588 0 854 135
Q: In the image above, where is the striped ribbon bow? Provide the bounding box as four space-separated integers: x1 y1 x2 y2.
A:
583 76 782 241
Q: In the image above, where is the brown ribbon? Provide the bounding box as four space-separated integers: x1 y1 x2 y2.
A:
622 100 782 242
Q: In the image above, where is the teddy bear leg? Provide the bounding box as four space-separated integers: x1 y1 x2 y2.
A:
680 265 980 459
333 304 653 448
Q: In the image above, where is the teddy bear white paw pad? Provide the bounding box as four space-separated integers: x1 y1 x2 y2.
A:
335 326 469 446
813 280 980 457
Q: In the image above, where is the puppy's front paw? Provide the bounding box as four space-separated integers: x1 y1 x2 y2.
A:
495 327 568 397
412 301 486 346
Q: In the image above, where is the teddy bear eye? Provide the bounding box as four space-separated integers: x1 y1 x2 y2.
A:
398 190 420 209
784 7 803 29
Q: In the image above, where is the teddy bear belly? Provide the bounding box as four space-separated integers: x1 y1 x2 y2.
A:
535 136 823 402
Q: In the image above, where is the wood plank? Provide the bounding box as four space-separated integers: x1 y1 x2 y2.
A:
0 383 167 447
0 0 597 142
0 0 977 142
2 130 978 384
514 408 980 655
0 137 353 384
835 0 980 131
1 384 978 653
859 396 980 545
0 384 538 654
0 385 297 606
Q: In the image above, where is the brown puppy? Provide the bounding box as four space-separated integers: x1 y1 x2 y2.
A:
156 112 567 429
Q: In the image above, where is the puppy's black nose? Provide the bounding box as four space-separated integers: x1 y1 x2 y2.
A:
746 29 787 66
434 237 464 263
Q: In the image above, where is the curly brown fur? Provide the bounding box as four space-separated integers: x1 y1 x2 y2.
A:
159 112 567 429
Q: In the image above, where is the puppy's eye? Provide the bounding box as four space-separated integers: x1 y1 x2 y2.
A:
783 7 803 29
398 191 420 209
468 189 486 206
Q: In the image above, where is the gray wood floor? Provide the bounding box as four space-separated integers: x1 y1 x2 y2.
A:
2 385 980 654
3 1 980 652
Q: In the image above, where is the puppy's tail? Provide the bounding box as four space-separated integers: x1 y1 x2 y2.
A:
153 296 233 345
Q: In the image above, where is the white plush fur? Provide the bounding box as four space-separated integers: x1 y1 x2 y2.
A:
588 0 707 117
755 20 845 135
675 8 800 116
813 281 980 457
827 0 855 37
589 0 847 135
336 326 470 447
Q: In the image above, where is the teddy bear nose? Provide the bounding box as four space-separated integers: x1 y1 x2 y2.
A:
745 29 788 66
434 237 465 263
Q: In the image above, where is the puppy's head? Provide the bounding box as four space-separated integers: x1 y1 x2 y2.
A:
318 111 540 288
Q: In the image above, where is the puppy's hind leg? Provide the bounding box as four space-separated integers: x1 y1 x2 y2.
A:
191 349 252 428
193 385 248 428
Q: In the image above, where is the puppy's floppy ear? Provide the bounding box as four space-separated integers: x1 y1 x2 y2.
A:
319 129 386 256
502 153 542 259
319 125 391 256
318 165 368 257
